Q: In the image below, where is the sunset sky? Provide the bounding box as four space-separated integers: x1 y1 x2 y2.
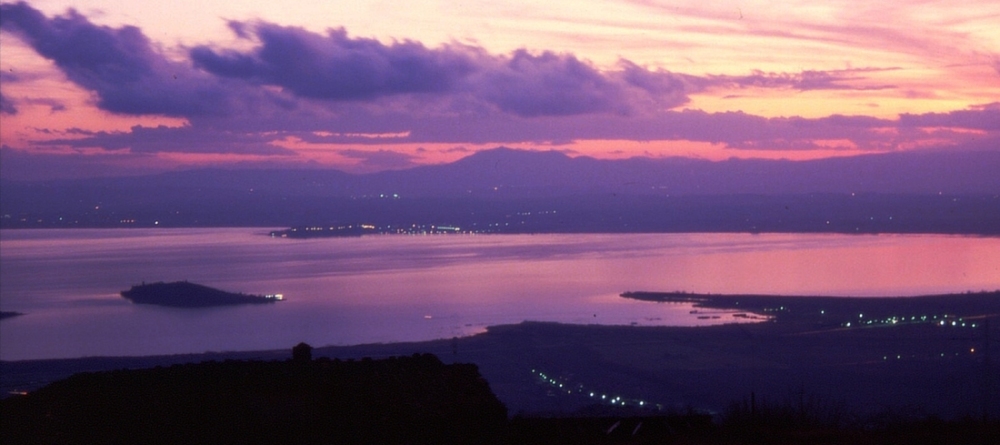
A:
1 0 998 179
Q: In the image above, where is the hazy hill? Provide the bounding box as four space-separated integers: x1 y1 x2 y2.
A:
4 147 1000 199
1 147 998 232
389 147 1000 196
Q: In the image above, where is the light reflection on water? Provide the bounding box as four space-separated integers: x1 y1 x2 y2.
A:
1 229 998 360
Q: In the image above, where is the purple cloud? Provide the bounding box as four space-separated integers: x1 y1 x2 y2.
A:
23 97 67 113
0 2 233 116
401 108 998 151
2 4 997 160
191 24 650 117
0 93 17 115
183 20 902 119
37 125 294 155
617 61 696 109
18 99 999 157
703 68 896 91
476 50 630 116
1 60 20 114
189 22 709 118
899 105 1000 131
191 24 480 101
1 69 18 82
4 3 915 126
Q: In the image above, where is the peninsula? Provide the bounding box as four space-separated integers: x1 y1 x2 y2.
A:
120 281 282 308
620 290 1000 326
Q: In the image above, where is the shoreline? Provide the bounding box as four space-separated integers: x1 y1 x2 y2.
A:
4 290 999 418
621 290 1000 322
0 225 1000 240
4 226 1000 237
5 290 998 363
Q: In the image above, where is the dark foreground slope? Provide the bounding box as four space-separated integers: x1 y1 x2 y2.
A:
1 353 506 445
3 352 998 445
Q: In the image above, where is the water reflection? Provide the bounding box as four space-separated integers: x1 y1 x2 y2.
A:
1 229 998 360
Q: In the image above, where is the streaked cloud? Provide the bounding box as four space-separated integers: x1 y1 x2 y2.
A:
37 125 294 155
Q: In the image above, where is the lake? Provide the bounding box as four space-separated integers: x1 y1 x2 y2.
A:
2 229 998 360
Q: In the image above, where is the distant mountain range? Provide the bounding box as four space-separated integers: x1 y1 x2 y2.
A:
2 147 998 232
375 147 1000 196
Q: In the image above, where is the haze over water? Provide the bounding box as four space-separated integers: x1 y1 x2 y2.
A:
1 229 998 361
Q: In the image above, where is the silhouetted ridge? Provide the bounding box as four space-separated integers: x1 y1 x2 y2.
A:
1 354 507 445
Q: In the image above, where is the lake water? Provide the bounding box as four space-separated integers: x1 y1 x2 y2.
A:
1 229 998 361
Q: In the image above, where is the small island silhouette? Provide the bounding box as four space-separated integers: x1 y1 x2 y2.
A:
120 281 282 308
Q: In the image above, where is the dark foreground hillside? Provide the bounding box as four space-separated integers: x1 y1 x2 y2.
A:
3 349 999 444
1 351 506 445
